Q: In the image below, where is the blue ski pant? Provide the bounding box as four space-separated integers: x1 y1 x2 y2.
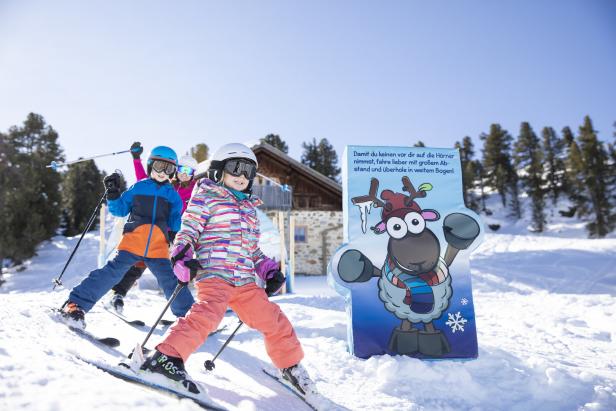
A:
68 250 194 317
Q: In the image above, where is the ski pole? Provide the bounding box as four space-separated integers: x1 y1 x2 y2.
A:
192 171 290 192
47 150 131 170
140 283 186 350
204 319 244 371
52 188 108 290
256 172 291 192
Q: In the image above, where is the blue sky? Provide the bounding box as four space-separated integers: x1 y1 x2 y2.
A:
1 1 614 182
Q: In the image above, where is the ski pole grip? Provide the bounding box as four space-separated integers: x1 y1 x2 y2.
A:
172 243 192 264
52 278 63 290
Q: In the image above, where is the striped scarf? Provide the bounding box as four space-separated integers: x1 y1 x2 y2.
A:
383 256 445 314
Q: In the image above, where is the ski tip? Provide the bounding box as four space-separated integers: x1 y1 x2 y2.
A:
100 337 121 348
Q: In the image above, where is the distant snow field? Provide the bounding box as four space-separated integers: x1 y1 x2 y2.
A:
1 207 615 410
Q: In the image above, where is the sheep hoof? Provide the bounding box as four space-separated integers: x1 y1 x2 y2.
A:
418 329 451 357
443 213 480 250
387 327 418 355
337 249 375 283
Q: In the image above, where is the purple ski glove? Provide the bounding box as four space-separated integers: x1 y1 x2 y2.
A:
174 260 192 283
171 243 194 283
255 257 279 281
171 243 193 263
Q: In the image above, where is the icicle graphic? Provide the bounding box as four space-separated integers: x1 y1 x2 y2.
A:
355 201 373 233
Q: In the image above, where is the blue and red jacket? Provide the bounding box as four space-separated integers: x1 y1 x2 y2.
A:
108 178 183 259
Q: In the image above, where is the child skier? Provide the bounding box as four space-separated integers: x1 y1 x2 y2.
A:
109 142 199 313
61 146 195 326
140 143 316 396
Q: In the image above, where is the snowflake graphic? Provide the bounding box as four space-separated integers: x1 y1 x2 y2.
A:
445 311 468 333
460 298 469 306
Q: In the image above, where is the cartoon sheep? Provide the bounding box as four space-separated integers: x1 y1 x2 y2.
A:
337 176 480 357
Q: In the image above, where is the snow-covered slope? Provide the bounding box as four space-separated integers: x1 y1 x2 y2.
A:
1 222 615 410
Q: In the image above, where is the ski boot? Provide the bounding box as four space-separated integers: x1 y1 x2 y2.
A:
61 301 86 329
110 293 124 314
280 363 317 396
141 350 200 394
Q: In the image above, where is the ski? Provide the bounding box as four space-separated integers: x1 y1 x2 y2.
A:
77 356 227 411
262 368 345 411
157 319 229 336
103 304 146 327
103 304 229 336
210 324 228 335
49 308 120 348
138 325 229 355
70 325 121 348
263 368 317 410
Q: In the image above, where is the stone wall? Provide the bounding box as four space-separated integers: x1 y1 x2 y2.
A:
265 210 343 275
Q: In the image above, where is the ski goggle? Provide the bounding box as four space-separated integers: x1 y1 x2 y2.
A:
151 160 177 175
223 159 257 180
177 165 195 177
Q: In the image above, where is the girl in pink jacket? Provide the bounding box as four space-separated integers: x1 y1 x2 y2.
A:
140 143 316 397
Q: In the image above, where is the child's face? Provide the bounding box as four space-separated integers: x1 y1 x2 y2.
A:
151 169 170 183
222 172 249 191
177 172 191 183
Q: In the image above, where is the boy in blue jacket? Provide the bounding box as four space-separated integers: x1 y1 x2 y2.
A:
61 146 194 327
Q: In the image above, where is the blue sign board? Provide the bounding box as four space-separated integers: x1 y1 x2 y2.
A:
328 146 483 359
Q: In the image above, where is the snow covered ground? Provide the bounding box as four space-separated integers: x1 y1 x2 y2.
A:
1 218 616 410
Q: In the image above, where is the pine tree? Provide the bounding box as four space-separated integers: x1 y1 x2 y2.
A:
562 126 575 147
62 160 105 236
454 137 479 211
301 138 319 170
481 124 515 207
541 127 565 206
3 113 64 262
0 132 19 266
563 126 586 216
414 141 426 147
474 160 487 211
301 138 341 181
608 122 616 229
514 122 545 231
566 139 589 217
262 134 289 154
189 143 209 162
611 121 616 161
577 116 612 237
508 171 522 219
610 122 616 164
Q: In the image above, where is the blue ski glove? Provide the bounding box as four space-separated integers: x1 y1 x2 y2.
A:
130 141 143 160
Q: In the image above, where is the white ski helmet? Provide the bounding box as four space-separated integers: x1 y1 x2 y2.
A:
178 155 198 170
212 143 258 166
208 143 258 189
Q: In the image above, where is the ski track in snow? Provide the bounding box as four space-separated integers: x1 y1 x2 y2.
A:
1 228 616 410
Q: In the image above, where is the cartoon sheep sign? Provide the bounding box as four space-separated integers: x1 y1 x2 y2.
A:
328 146 483 359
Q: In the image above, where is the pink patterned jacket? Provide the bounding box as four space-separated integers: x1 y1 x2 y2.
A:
173 178 268 286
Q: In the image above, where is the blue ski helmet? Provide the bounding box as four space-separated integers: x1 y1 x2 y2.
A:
148 146 178 165
147 146 178 175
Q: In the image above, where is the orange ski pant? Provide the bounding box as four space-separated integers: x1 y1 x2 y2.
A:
157 277 304 369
